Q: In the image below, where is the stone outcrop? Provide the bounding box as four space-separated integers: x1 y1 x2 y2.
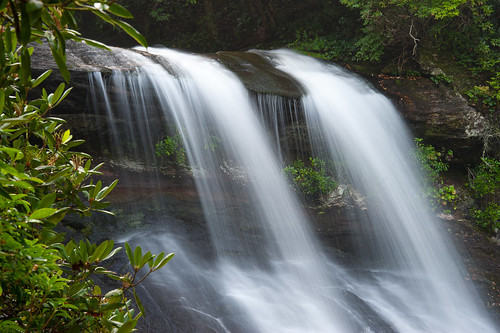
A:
376 76 490 163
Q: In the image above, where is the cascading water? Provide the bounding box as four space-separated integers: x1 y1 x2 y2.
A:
88 47 498 332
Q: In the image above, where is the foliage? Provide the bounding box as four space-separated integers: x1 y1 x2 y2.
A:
430 74 452 85
287 30 356 62
471 202 500 231
339 0 470 62
414 138 451 183
0 1 170 332
337 0 499 112
467 157 500 231
283 157 337 205
155 132 186 166
465 84 499 113
414 138 457 212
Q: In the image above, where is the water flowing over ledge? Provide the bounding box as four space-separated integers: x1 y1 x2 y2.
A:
31 41 494 163
35 43 499 332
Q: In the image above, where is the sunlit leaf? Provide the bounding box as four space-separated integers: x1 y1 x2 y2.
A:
31 208 57 219
133 246 142 270
32 69 52 88
154 253 174 270
116 319 137 333
125 242 134 267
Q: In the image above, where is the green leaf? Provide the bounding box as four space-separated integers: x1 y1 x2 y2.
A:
26 0 43 25
79 37 110 50
108 3 134 18
0 160 29 179
0 186 11 200
19 3 32 45
138 251 153 269
89 240 109 263
133 246 142 269
65 139 85 149
114 20 148 48
154 253 174 270
46 207 70 224
0 320 24 332
0 147 24 161
5 27 16 53
125 242 135 267
26 0 43 13
104 288 123 301
67 282 87 298
133 288 146 316
79 239 88 262
49 44 70 83
61 10 78 29
30 208 57 219
61 129 72 144
43 166 73 185
96 179 118 201
11 180 34 192
38 192 56 209
98 302 125 313
101 246 121 261
0 36 5 68
32 69 52 88
52 87 73 108
92 10 115 25
49 83 65 106
116 319 137 333
152 252 165 268
20 47 32 86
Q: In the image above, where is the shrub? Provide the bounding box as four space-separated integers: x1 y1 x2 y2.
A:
467 157 500 231
414 138 457 212
0 1 171 332
155 132 187 166
283 157 337 205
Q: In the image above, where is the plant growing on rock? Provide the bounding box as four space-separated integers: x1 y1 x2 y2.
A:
0 1 171 332
155 132 187 166
414 138 457 213
283 157 337 205
467 157 500 232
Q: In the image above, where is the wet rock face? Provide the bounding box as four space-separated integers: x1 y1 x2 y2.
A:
31 40 141 72
377 76 489 163
213 51 304 98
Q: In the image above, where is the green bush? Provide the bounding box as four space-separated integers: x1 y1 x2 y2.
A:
430 73 453 85
155 132 187 166
414 138 457 212
467 157 500 231
0 1 171 332
288 30 356 62
283 157 337 205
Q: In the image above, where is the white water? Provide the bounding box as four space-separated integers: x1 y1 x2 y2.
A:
89 48 498 332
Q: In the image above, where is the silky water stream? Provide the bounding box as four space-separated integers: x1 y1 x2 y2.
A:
87 48 498 332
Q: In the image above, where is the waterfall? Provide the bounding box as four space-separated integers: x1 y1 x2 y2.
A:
88 48 498 333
